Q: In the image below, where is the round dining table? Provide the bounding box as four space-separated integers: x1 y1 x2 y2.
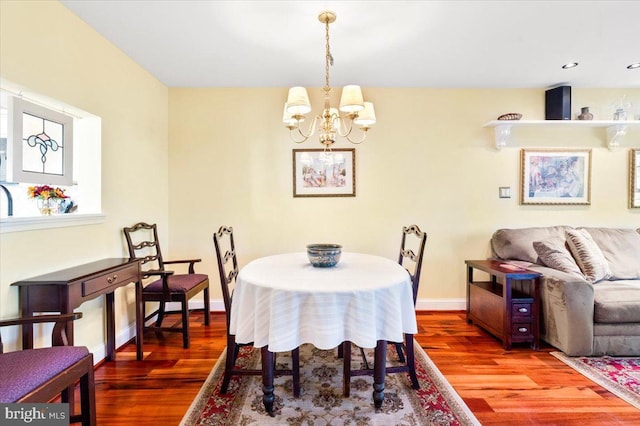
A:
229 251 418 415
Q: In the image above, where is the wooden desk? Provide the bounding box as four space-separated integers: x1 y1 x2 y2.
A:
466 259 541 350
11 258 143 361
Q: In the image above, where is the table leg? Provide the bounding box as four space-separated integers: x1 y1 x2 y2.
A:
19 287 34 349
261 346 275 417
343 341 351 397
373 340 386 412
135 280 144 361
106 292 115 361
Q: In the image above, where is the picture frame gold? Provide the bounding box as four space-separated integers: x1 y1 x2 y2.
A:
292 148 355 197
520 149 591 205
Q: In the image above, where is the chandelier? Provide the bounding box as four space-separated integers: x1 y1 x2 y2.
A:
282 11 376 147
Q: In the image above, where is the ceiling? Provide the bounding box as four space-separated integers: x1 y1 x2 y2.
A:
60 0 640 89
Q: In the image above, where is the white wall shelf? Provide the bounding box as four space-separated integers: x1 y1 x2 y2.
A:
483 120 640 151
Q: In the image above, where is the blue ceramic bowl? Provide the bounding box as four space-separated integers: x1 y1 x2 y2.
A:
306 244 342 267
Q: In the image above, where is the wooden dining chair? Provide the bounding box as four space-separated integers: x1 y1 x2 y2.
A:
213 225 301 397
123 222 210 349
0 313 96 426
342 224 427 396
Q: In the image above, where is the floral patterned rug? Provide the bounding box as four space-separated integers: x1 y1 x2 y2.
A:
181 342 480 425
551 352 640 409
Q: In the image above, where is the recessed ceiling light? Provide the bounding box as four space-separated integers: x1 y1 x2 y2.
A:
628 62 640 69
562 62 579 69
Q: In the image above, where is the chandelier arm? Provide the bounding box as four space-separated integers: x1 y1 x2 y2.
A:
335 116 354 138
345 130 368 145
289 116 320 143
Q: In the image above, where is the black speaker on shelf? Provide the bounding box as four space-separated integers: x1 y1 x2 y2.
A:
545 86 571 120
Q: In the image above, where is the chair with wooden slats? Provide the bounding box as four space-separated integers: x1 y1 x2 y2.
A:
213 225 301 396
123 222 210 349
342 224 427 396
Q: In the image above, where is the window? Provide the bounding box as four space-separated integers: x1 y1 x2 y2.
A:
0 81 103 231
9 97 73 185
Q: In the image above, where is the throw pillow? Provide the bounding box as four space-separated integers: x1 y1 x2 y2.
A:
565 229 613 283
533 238 584 278
580 228 640 279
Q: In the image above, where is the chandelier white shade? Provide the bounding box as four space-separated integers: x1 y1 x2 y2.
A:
283 11 376 147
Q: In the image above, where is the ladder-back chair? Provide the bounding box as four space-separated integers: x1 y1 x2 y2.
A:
342 224 427 396
213 225 300 396
123 222 210 349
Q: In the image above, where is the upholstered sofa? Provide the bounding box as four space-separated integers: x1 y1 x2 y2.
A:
491 226 640 356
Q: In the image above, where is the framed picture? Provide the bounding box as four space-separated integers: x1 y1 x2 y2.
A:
630 149 640 208
292 148 355 197
520 149 591 205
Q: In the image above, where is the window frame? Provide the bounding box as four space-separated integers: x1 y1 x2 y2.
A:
9 97 74 185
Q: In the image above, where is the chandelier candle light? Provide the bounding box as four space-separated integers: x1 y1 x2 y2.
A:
283 11 376 147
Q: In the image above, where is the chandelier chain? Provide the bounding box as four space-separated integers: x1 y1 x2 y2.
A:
324 17 332 93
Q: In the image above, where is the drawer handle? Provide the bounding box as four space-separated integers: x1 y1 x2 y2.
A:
518 307 529 313
518 327 528 333
107 274 118 283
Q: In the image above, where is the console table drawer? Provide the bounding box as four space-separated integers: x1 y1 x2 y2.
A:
82 263 139 297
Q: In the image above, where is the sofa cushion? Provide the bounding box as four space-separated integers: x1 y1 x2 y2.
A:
565 229 613 283
492 226 574 263
593 280 640 323
581 227 640 280
533 237 584 278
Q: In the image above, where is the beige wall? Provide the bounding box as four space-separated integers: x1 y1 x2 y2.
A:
0 1 169 354
2 0 639 360
169 87 639 308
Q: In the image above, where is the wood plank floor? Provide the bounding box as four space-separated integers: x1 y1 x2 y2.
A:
90 311 640 425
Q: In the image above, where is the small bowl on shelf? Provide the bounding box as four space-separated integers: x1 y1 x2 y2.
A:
497 113 522 121
306 244 342 268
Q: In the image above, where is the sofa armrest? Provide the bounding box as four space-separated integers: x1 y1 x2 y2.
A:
528 265 595 355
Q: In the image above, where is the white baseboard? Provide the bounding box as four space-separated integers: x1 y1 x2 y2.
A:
92 297 466 363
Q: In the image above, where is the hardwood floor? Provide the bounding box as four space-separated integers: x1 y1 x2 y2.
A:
89 311 640 425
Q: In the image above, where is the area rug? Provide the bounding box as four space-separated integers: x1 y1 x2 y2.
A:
551 352 640 410
181 342 480 425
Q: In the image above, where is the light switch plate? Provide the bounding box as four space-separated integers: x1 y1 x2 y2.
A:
499 186 511 198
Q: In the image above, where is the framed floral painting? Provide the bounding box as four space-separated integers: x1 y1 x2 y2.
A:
520 149 591 205
630 149 640 208
292 149 355 197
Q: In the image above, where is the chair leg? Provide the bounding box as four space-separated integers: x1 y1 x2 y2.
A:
292 347 300 397
181 296 190 349
156 301 166 327
405 334 419 389
80 361 97 426
343 341 351 397
221 336 236 394
394 342 406 363
203 286 211 326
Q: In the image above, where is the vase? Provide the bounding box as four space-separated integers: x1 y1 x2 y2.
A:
614 108 627 120
37 198 58 215
578 107 593 120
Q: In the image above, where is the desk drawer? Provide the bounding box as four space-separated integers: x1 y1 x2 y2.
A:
82 263 139 297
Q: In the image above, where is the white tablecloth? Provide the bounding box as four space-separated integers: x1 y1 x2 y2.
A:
229 252 418 352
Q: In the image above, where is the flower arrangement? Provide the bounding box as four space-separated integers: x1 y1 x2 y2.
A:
27 185 69 200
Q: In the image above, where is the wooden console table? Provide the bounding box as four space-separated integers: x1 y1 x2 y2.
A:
466 259 541 350
11 258 143 361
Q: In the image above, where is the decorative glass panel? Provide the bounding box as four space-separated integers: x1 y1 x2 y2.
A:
9 97 73 185
22 112 64 175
